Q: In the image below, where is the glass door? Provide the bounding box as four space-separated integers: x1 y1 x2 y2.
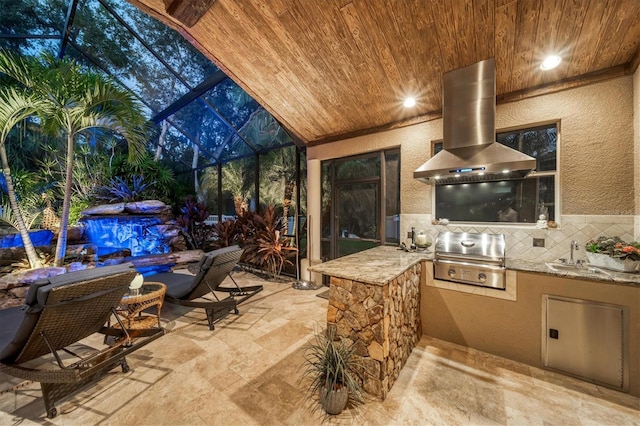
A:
335 182 379 258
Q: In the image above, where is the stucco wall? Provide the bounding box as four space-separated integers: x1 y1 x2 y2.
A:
634 67 640 239
499 77 634 215
307 75 636 217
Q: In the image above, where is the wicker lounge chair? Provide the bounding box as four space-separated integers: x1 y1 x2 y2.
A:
0 263 164 419
145 245 262 330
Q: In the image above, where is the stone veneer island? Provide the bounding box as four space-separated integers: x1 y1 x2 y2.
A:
308 246 431 399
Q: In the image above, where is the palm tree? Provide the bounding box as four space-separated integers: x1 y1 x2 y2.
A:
0 50 148 267
0 86 47 268
222 161 250 215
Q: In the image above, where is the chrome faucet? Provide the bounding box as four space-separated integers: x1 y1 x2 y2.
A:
569 240 579 264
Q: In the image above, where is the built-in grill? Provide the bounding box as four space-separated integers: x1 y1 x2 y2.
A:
433 232 506 289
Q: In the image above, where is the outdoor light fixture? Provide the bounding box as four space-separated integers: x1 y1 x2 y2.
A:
540 55 562 70
403 97 416 108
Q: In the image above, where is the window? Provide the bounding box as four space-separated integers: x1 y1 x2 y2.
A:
434 123 557 223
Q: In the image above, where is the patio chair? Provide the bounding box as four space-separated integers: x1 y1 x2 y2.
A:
0 263 164 419
144 245 262 330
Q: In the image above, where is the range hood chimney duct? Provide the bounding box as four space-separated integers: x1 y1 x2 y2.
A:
414 58 536 184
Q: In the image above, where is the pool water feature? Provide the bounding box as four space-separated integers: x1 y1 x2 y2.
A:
81 215 172 258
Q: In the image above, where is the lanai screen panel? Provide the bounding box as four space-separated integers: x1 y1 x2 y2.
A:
0 0 297 168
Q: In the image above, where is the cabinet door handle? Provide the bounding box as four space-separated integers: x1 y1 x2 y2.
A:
549 328 559 339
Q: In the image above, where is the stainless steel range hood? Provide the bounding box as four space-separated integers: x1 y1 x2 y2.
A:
414 58 536 185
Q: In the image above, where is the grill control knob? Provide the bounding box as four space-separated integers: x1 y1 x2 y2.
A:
448 268 456 278
478 273 487 283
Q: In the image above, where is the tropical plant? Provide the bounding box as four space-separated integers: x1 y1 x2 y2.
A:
210 218 240 250
258 145 298 230
97 175 156 203
68 198 90 226
38 138 111 204
0 84 48 268
301 326 364 415
176 196 211 249
240 206 296 278
109 152 175 202
222 160 251 215
0 50 148 267
0 200 41 231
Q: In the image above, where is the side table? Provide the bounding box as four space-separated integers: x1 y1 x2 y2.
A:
111 282 166 333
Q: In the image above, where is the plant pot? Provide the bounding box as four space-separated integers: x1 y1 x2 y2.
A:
586 252 640 273
320 385 349 415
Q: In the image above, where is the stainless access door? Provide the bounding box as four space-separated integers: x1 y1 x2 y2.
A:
543 295 628 391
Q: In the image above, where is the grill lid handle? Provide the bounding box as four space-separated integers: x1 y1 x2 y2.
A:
460 240 476 247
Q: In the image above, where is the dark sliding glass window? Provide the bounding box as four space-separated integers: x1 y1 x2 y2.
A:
434 123 557 223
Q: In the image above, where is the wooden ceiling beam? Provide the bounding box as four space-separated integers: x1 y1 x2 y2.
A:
164 0 215 27
496 64 628 103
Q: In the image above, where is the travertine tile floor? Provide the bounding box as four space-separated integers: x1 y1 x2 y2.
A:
1 270 638 425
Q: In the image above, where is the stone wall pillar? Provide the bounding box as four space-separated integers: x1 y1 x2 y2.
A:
327 262 422 399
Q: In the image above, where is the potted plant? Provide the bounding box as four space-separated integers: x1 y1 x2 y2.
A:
585 236 640 273
301 326 364 415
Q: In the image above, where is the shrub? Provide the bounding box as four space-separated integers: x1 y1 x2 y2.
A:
96 175 155 203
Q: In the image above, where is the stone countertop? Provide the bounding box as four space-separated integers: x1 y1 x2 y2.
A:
309 245 640 287
506 259 640 286
308 245 432 286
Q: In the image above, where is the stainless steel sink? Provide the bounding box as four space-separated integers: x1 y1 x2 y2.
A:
545 262 610 275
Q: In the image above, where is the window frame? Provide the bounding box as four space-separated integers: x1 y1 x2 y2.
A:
431 120 561 226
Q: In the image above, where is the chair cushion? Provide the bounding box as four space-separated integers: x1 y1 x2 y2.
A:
145 246 241 297
192 245 241 283
0 306 38 362
147 272 196 299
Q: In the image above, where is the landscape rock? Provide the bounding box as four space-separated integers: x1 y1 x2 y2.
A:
0 266 66 290
66 225 85 242
0 298 24 310
81 203 125 215
8 286 29 299
124 200 169 214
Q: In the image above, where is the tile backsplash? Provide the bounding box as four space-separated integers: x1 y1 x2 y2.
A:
402 214 638 263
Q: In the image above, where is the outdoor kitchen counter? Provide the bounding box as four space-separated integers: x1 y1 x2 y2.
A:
308 245 432 285
309 245 430 400
507 259 640 286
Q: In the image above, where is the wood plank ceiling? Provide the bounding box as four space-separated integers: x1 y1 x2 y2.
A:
128 0 640 146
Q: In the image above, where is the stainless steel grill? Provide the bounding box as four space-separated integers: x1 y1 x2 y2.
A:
433 231 506 289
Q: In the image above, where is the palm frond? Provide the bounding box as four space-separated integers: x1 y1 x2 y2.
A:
0 87 46 143
0 199 42 231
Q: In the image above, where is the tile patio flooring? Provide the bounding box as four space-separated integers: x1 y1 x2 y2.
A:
0 271 638 425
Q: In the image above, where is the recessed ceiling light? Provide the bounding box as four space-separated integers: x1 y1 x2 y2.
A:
540 55 562 70
502 169 509 174
403 97 416 108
